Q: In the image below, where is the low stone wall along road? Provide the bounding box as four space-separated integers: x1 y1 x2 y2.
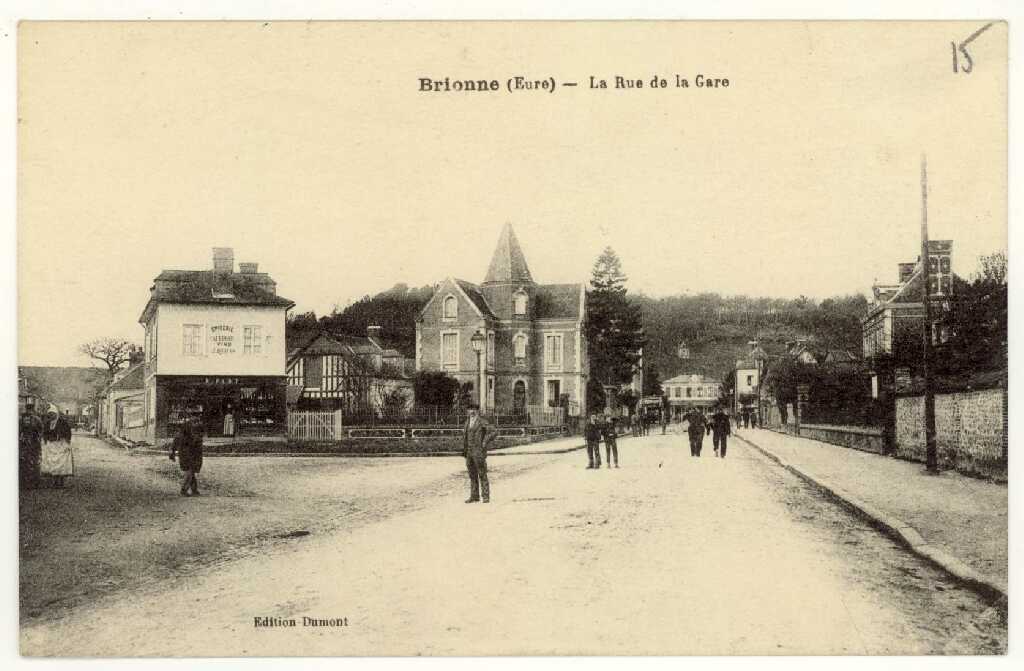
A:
20 432 1006 656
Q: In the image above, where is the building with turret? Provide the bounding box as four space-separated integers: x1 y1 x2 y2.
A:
415 224 588 416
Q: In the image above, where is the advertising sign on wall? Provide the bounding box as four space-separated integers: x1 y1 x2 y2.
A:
209 324 236 355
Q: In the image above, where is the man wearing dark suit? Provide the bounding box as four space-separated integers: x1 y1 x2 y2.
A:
708 407 732 458
684 408 707 457
463 404 495 503
584 413 603 469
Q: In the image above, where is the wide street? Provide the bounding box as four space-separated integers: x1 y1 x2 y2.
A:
20 429 1006 656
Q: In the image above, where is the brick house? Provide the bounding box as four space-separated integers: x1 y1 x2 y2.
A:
415 224 588 416
862 240 954 362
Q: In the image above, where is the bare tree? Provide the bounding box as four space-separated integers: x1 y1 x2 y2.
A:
977 251 1008 286
79 338 136 377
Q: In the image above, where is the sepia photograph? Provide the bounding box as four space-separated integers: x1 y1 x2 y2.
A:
13 16 1010 658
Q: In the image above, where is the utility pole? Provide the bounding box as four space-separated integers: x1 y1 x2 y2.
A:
921 155 938 473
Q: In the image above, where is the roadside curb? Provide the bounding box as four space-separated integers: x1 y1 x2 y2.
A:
734 432 1008 610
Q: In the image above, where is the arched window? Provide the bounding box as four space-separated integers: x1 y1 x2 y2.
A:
442 295 457 320
514 291 528 317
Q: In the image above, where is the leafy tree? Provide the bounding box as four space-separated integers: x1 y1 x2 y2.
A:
317 283 436 356
586 377 607 415
78 338 137 377
617 388 639 414
642 363 663 397
586 248 645 387
936 253 1008 376
412 371 459 409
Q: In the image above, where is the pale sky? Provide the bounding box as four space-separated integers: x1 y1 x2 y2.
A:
17 21 1007 366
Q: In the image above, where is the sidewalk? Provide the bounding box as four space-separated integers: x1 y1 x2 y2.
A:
734 427 1007 604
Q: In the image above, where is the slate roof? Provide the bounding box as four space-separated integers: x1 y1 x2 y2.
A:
823 349 860 364
140 269 293 323
663 374 719 386
109 362 145 392
483 223 534 284
534 283 583 320
453 279 498 319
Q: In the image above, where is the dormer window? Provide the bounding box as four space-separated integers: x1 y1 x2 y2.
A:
513 290 528 317
442 295 458 320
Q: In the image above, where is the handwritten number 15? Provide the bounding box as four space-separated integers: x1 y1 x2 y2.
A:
951 41 973 74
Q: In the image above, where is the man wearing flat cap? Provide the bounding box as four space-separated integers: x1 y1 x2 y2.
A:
462 403 495 503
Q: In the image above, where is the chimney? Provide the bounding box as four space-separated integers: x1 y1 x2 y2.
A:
213 247 234 274
898 262 916 284
239 262 258 274
367 325 383 342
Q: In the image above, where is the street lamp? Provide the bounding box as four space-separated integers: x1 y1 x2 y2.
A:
470 329 486 412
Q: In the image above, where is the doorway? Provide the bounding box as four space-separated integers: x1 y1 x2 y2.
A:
513 381 526 413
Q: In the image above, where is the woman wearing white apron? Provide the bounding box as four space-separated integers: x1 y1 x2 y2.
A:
41 406 74 488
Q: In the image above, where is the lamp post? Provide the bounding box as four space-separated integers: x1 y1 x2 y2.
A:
753 348 767 428
470 329 486 412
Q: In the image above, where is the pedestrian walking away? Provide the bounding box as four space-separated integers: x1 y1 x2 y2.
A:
170 418 204 496
584 413 603 469
709 406 732 458
19 401 44 490
602 415 619 468
40 406 74 488
684 407 707 457
462 404 495 503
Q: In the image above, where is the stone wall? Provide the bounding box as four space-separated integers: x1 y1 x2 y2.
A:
895 387 1007 480
796 423 885 454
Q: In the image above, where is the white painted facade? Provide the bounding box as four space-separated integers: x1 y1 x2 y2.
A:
150 303 287 376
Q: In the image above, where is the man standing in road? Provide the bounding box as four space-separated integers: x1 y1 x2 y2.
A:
709 406 732 458
684 407 707 457
463 404 495 503
584 413 603 469
602 414 619 468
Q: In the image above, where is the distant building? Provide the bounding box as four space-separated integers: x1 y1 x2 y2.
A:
415 224 588 415
137 247 294 444
286 326 414 413
18 366 108 421
97 361 145 440
662 373 722 419
734 341 767 416
863 240 954 361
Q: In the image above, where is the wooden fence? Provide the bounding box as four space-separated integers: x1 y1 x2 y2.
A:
287 410 344 440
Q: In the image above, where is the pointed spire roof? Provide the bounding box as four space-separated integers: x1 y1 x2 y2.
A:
483 223 534 285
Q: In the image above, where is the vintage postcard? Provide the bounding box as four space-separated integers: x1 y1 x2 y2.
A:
17 20 1007 656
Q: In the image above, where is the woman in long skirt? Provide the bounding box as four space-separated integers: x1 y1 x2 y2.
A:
40 407 74 488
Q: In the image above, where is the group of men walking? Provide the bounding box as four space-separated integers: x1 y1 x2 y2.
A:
457 402 754 503
682 406 733 458
584 414 619 469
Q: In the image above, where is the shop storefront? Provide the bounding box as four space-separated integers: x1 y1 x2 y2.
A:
154 375 286 440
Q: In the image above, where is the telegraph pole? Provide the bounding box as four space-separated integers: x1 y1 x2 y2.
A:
921 156 938 472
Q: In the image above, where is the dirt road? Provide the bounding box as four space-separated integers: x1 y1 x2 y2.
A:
20 431 1006 655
